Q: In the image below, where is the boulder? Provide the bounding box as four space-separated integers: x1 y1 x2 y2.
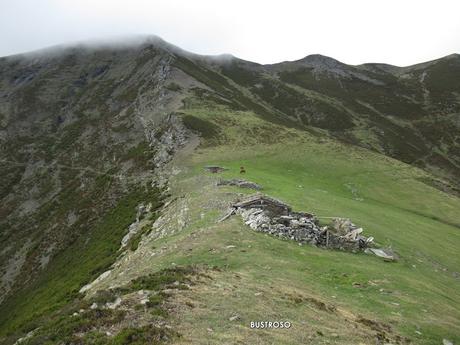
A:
365 248 396 261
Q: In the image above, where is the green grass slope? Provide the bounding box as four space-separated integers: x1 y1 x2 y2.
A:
64 99 459 344
148 103 460 344
211 55 460 188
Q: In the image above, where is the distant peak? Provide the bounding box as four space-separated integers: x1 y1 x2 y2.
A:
298 54 343 67
443 53 460 60
2 34 185 61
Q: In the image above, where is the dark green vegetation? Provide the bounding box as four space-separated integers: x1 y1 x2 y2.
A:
172 56 301 128
120 265 197 293
180 114 220 143
9 266 198 345
0 185 162 340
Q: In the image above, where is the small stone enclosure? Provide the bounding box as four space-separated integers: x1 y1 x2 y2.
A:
221 193 378 254
204 166 227 173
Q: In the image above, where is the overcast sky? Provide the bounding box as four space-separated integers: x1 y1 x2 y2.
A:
1 0 459 66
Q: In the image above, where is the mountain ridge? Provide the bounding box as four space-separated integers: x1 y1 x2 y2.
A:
0 35 459 344
2 35 458 69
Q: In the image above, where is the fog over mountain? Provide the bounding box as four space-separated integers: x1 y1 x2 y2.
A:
2 0 460 65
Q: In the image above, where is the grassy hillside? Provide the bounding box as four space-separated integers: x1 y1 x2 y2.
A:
212 55 460 188
68 101 460 344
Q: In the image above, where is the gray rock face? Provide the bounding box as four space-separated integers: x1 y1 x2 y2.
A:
120 202 153 249
145 113 189 188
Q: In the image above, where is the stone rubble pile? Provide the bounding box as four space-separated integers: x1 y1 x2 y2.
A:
228 194 376 253
217 179 262 190
204 166 227 173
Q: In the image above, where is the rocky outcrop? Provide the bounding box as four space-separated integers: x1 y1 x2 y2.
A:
144 114 189 189
120 202 153 249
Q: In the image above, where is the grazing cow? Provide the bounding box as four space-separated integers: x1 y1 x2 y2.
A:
240 166 246 174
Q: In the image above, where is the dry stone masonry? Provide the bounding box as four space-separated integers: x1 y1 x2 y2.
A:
217 179 262 190
204 166 227 173
223 194 388 255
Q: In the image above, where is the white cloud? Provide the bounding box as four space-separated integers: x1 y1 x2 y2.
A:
1 0 459 65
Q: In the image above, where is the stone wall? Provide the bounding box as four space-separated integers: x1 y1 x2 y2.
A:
231 195 373 253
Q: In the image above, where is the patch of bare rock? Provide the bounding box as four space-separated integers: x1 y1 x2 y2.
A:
217 179 262 190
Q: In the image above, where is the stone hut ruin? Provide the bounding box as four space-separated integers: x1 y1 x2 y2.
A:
220 193 388 256
204 166 227 173
217 179 262 190
233 194 291 216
